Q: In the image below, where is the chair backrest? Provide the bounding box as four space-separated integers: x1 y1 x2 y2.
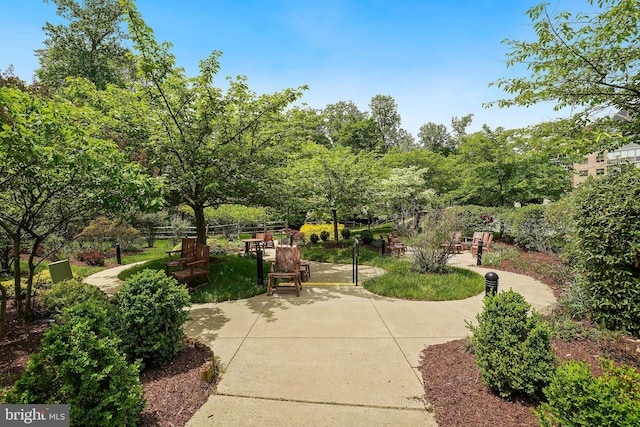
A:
255 233 265 240
264 232 274 241
483 232 493 248
194 243 210 269
391 230 399 238
275 246 300 272
472 231 483 243
181 237 197 258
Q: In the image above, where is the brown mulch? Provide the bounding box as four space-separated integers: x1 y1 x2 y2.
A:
419 245 640 427
1 300 215 427
419 337 608 427
138 342 216 427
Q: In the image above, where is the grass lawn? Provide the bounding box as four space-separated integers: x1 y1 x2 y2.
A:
118 254 268 303
301 239 484 301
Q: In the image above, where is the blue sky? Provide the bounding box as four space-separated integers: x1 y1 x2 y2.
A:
1 0 589 137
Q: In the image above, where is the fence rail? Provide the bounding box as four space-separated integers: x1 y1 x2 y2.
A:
154 219 391 240
154 221 288 240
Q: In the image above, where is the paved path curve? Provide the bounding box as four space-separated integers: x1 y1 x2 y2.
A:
83 252 556 426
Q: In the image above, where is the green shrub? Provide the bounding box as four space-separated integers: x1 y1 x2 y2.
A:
206 237 230 255
536 359 640 426
569 168 640 336
319 230 330 242
310 233 319 244
41 278 111 317
76 216 142 252
503 205 553 252
5 302 145 426
410 211 460 274
468 290 555 399
114 269 191 369
481 243 519 267
341 228 351 239
443 205 497 237
359 230 374 245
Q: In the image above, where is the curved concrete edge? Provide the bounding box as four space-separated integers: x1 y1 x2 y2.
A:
82 261 148 295
448 252 557 313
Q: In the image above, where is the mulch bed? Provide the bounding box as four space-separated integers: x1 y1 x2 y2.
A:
419 245 640 427
138 343 216 427
0 300 216 427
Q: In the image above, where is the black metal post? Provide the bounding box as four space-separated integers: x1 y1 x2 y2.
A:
256 249 264 288
476 240 484 266
380 237 386 257
116 243 122 265
289 233 294 247
244 240 250 255
484 271 498 296
352 238 360 286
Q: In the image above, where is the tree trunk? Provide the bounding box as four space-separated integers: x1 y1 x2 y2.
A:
0 284 6 339
332 209 339 242
193 204 207 245
12 237 22 319
25 239 43 321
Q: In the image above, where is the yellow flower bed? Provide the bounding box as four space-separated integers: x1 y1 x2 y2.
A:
299 223 344 241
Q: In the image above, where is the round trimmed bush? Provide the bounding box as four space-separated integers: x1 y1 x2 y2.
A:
42 278 111 317
341 228 351 239
114 269 191 369
319 230 330 242
6 302 145 426
359 230 374 245
310 233 319 244
468 290 555 399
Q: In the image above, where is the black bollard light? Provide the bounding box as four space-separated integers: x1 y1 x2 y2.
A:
256 249 264 288
476 240 484 266
289 233 294 247
116 243 122 265
380 237 386 256
484 271 498 296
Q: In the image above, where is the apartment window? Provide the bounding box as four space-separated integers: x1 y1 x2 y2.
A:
596 154 605 163
596 168 605 175
578 170 588 176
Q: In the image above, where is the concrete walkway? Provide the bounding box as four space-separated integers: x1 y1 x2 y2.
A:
84 251 556 426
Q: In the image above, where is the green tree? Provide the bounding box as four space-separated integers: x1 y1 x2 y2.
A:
417 121 453 154
381 147 460 203
489 0 640 147
454 127 570 206
122 1 305 244
287 143 377 241
377 167 436 229
0 85 160 321
36 0 135 90
369 94 408 151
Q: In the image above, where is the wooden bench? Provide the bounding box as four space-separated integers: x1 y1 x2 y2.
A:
172 243 210 290
164 237 197 275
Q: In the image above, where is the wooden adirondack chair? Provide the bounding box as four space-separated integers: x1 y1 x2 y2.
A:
267 246 302 296
471 232 493 257
172 243 210 290
442 231 463 254
164 237 197 275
